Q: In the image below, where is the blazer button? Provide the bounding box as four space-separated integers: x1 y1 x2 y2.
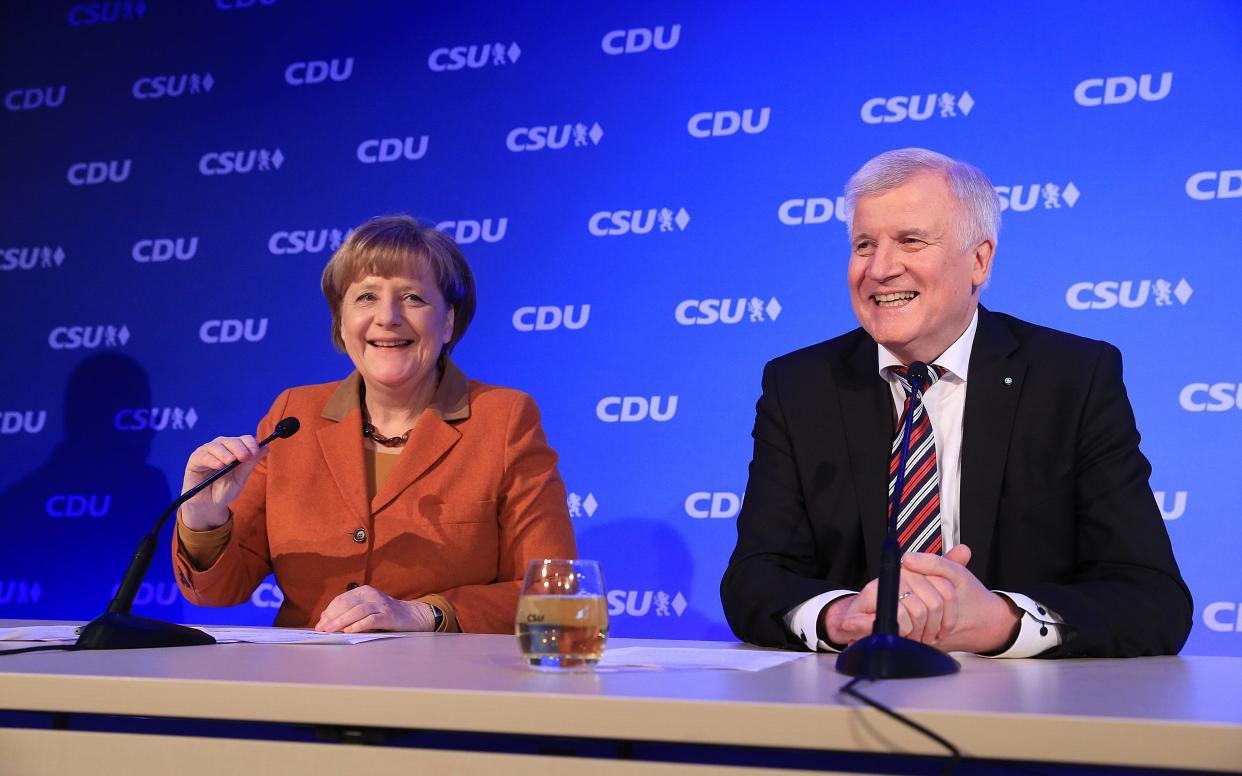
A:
353 528 367 543
346 582 359 591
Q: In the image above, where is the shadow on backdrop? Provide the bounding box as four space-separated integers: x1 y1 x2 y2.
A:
0 352 174 620
576 517 733 641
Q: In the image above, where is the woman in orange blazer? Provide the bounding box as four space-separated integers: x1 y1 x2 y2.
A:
172 215 576 634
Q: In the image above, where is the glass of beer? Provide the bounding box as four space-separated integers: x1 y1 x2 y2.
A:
516 559 607 670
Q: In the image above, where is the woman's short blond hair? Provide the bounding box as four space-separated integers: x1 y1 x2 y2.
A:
321 215 476 354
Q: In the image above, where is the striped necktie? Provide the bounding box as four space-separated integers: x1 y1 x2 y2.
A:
888 363 947 554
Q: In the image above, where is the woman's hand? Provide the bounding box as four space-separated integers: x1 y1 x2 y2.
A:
180 435 267 530
314 585 437 633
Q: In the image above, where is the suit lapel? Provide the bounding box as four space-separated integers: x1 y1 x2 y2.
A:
834 332 892 579
960 308 1024 581
317 374 369 523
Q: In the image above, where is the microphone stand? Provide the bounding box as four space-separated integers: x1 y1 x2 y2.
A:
837 366 958 678
76 418 299 650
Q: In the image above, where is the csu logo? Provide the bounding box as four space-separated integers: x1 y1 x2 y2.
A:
513 305 590 332
132 238 198 263
861 91 974 124
200 318 269 343
216 0 277 9
995 182 1079 212
67 160 130 186
1074 73 1172 107
357 136 428 163
68 1 146 25
114 407 199 431
5 86 66 111
1 246 65 271
251 581 285 608
589 208 689 236
49 325 130 350
567 492 598 518
0 411 47 435
1066 278 1192 310
602 25 681 54
607 590 687 617
507 122 603 152
285 58 354 85
685 492 743 519
268 228 347 255
1185 170 1242 201
779 197 846 225
436 218 507 244
1203 602 1242 633
596 396 678 423
0 581 42 605
1154 491 1186 521
428 42 521 71
1180 383 1242 412
687 108 770 138
47 494 111 518
676 297 782 325
199 149 284 176
132 73 213 100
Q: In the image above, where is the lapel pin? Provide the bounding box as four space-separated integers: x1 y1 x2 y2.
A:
1003 377 1014 386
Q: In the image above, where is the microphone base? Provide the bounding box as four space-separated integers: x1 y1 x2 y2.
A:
835 633 959 679
75 613 216 651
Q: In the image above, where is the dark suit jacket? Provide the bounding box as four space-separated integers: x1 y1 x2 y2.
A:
720 308 1191 657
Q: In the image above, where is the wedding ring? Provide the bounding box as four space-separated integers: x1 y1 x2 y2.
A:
898 591 913 600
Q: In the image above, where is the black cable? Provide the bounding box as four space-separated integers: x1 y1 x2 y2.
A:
840 675 961 776
0 643 80 656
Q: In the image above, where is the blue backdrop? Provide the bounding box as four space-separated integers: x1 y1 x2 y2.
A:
2 1 1239 655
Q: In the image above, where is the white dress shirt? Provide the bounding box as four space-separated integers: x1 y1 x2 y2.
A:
784 310 1064 657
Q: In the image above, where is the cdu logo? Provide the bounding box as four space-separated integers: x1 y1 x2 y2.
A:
779 197 847 225
216 0 277 9
596 396 678 423
111 580 179 607
1074 73 1172 107
114 407 199 431
268 228 348 256
507 123 603 152
685 492 743 519
1203 603 1242 633
200 318 269 344
132 237 198 263
0 411 47 435
46 494 112 518
861 91 974 124
995 182 1079 212
1179 383 1242 412
1066 279 1192 310
687 108 770 138
250 581 285 608
675 297 782 325
0 581 42 605
1 246 65 271
435 218 507 244
67 160 131 186
357 136 429 163
589 208 689 236
513 305 590 332
199 149 284 176
5 86 66 111
567 492 598 518
132 73 214 100
601 25 681 54
428 42 521 71
285 58 354 85
68 1 145 25
607 590 687 617
48 325 130 350
1154 491 1186 521
1185 170 1242 201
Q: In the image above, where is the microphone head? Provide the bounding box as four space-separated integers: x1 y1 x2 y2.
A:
907 361 930 387
273 417 300 439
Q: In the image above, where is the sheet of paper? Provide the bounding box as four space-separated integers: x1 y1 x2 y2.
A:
0 624 415 645
598 646 812 672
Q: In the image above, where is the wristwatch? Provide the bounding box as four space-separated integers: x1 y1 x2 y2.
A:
429 603 444 632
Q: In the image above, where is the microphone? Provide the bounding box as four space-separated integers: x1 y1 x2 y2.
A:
837 364 958 678
75 417 300 650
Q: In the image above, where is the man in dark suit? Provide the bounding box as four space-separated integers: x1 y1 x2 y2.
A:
720 148 1191 658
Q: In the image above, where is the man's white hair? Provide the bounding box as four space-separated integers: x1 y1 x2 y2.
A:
843 148 1001 250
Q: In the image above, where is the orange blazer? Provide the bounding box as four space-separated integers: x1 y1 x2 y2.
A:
172 361 576 633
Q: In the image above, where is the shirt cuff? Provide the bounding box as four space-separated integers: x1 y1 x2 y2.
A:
415 593 459 633
783 590 856 652
176 512 233 572
984 591 1065 658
